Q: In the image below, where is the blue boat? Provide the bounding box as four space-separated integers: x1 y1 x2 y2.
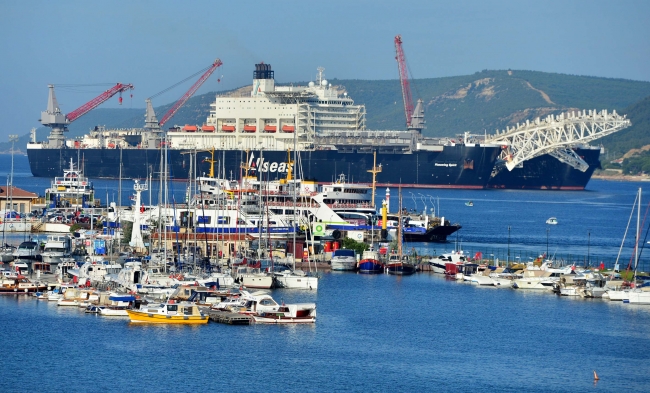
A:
358 249 383 274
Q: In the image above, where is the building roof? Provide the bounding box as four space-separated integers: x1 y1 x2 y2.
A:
0 186 38 199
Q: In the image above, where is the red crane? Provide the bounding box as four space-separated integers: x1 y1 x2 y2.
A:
66 83 134 123
395 35 414 129
158 58 222 127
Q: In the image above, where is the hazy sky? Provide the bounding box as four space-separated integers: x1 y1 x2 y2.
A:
1 0 648 142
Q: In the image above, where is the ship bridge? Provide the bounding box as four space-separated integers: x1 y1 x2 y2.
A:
485 109 631 173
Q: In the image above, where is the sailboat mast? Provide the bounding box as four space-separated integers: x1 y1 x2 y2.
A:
635 187 641 281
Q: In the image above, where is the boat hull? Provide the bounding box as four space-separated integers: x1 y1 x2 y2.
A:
386 263 417 275
358 260 384 274
487 147 601 190
126 310 209 324
27 145 501 189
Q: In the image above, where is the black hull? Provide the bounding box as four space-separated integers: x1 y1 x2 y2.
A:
386 263 417 275
27 145 501 189
487 148 601 190
402 225 461 242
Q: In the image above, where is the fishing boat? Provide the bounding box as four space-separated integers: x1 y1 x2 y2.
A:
126 300 208 324
385 253 417 275
546 217 558 225
358 249 383 274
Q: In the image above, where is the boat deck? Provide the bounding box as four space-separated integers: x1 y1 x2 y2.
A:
207 310 253 325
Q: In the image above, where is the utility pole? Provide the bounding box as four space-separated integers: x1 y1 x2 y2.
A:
9 135 18 215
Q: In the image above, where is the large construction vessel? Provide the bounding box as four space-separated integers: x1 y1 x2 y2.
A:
27 44 631 190
27 62 503 188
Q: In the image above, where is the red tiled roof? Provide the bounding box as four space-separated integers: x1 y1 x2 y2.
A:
0 186 38 199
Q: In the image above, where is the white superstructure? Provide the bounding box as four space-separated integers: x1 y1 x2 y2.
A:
167 63 366 151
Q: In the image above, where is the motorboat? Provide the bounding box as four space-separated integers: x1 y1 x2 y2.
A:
252 303 317 324
465 201 474 207
330 249 357 271
0 244 15 263
126 300 208 324
429 250 467 274
12 241 41 260
546 217 558 225
98 294 136 316
41 235 72 265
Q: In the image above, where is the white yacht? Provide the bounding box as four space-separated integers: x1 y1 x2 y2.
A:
41 235 72 265
330 249 357 271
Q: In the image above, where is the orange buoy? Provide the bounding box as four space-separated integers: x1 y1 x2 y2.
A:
593 370 599 380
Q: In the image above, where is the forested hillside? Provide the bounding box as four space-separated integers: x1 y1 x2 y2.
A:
4 70 650 158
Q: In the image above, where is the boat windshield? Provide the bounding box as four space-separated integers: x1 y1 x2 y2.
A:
333 249 355 257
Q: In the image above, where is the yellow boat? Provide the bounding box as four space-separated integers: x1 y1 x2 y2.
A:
126 301 209 324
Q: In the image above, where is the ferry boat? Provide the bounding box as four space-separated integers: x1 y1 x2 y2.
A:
43 159 95 209
27 63 502 189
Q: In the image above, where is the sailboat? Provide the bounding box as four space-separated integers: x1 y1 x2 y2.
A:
607 187 642 302
386 187 416 276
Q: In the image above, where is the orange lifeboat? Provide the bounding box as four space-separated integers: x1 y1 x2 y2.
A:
222 124 236 132
202 125 215 132
243 125 256 133
282 124 295 133
183 125 198 132
264 125 277 133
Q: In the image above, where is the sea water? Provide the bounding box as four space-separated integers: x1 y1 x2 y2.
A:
1 155 650 392
1 273 650 392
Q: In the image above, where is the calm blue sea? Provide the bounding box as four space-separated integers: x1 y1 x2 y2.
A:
1 154 650 392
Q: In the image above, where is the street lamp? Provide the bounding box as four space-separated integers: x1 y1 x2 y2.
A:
9 135 18 215
587 230 591 267
546 227 549 259
507 225 511 265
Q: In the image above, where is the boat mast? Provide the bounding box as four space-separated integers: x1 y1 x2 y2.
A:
635 187 641 282
367 150 381 208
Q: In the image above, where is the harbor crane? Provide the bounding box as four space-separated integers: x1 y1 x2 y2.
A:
40 83 134 148
144 58 223 130
485 109 631 173
394 35 424 132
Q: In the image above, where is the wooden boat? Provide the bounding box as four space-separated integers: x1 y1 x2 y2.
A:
0 276 47 294
386 254 416 276
126 300 208 324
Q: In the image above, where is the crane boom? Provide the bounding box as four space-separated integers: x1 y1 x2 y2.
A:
159 58 222 127
66 83 134 123
395 35 414 128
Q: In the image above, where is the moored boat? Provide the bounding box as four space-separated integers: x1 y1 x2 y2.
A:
358 249 383 274
126 300 208 324
330 249 357 271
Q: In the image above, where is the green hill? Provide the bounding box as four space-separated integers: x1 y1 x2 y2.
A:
4 70 650 157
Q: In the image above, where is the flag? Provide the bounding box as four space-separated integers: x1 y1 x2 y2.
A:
474 251 482 260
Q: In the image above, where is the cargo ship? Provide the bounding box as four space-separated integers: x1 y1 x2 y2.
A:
27 63 503 189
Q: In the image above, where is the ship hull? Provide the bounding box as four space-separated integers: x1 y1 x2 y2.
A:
487 148 601 190
27 145 501 189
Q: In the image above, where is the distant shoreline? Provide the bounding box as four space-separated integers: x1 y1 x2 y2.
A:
592 174 650 182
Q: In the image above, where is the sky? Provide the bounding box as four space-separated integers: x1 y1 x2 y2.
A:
1 0 649 142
